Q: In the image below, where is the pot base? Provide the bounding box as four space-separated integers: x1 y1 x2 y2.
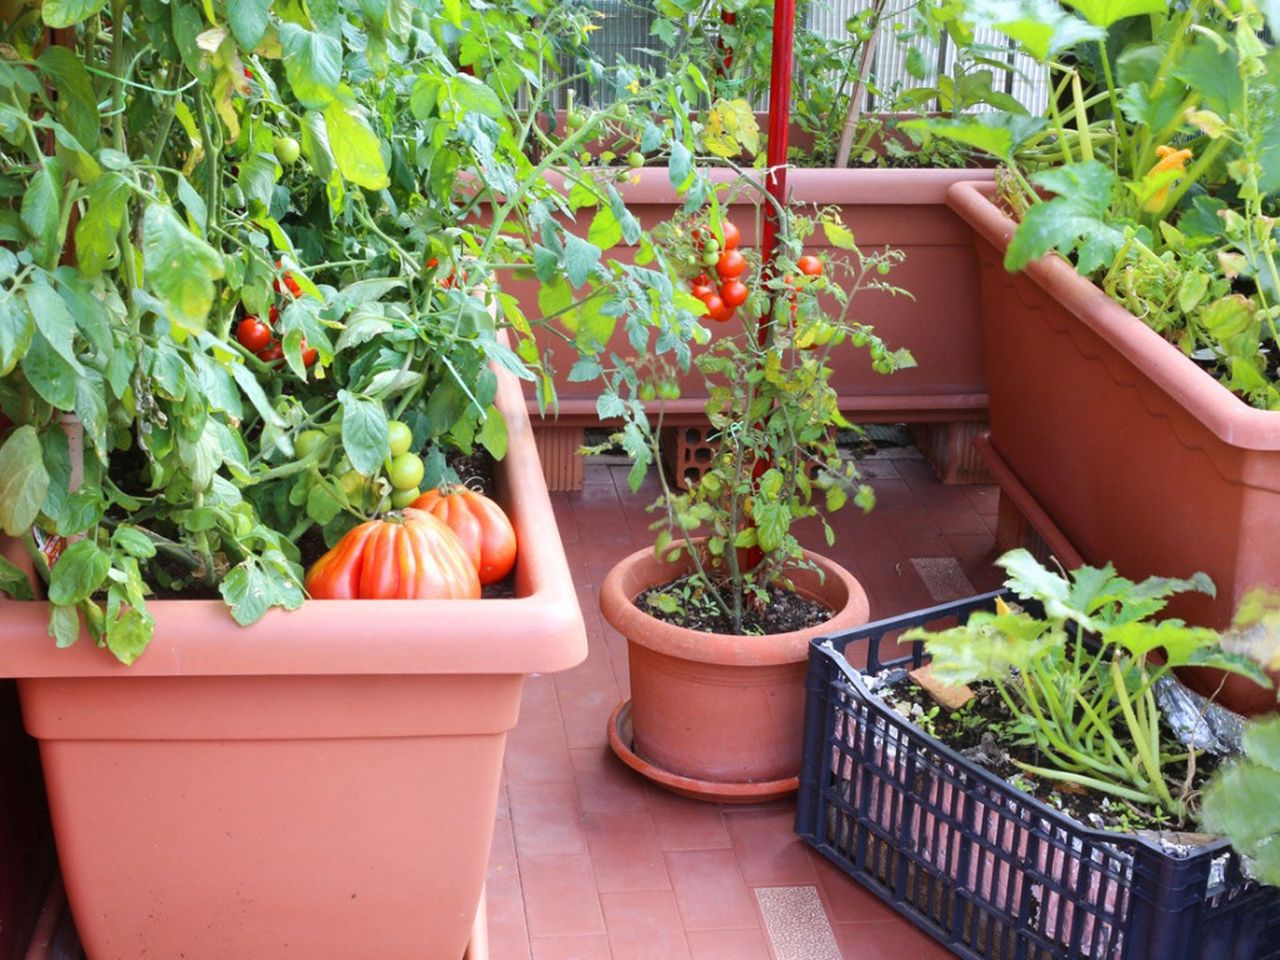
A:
607 700 798 804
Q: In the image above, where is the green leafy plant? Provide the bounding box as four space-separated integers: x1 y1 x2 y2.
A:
0 0 712 661
601 192 913 635
914 0 1280 408
905 549 1271 822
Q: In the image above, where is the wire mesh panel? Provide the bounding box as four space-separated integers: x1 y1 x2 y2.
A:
796 593 1280 960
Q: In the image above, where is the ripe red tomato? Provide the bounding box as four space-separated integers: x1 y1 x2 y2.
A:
257 340 284 364
690 281 715 302
716 249 747 280
269 304 279 324
703 294 732 323
720 279 749 308
305 509 481 600
236 317 271 352
300 341 318 368
720 219 740 250
797 254 823 277
410 488 517 585
274 260 303 297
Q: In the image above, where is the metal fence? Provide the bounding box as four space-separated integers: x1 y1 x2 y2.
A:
567 0 1048 114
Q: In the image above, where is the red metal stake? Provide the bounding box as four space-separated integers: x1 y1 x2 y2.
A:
758 0 796 345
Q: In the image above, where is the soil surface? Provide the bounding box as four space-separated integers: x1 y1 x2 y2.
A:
637 572 831 636
874 673 1221 834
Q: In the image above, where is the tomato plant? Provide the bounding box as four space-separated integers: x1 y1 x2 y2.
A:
0 0 715 659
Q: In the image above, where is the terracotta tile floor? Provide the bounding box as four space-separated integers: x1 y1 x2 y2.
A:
487 448 1005 959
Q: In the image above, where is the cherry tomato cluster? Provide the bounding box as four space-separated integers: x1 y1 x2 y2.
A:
234 262 316 369
688 220 747 323
385 420 426 509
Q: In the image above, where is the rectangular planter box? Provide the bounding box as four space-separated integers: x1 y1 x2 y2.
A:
508 166 992 424
945 180 1280 713
796 593 1280 960
0 364 586 960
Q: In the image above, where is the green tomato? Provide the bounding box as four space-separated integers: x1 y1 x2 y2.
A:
703 238 720 255
387 420 413 458
639 382 657 401
274 136 301 166
390 486 421 509
626 151 644 169
566 111 585 131
578 150 593 165
387 452 425 491
701 249 721 268
657 381 681 401
295 429 327 459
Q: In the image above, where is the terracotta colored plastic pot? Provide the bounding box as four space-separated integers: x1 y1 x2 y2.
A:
599 545 869 800
947 180 1280 715
0 363 587 960
497 166 992 425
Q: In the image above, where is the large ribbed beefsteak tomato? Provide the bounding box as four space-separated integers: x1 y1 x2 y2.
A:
304 508 481 599
410 488 517 586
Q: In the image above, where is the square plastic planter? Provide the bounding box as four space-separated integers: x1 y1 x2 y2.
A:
0 364 586 960
796 593 1280 960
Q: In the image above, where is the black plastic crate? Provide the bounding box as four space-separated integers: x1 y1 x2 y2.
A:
796 592 1280 960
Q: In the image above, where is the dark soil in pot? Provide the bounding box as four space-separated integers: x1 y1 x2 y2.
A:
872 673 1226 835
635 573 831 635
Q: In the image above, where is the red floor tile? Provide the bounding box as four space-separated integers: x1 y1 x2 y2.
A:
723 805 818 887
581 812 670 893
522 673 564 722
521 854 606 938
684 926 774 960
644 788 732 851
599 890 693 960
529 934 613 959
569 747 649 815
833 918 957 960
505 718 575 785
665 849 759 931
557 679 621 750
509 778 587 858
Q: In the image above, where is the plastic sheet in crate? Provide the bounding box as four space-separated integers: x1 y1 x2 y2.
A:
796 592 1280 960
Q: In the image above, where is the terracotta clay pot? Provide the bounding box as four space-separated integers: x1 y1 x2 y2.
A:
599 545 869 801
487 164 994 427
947 180 1280 715
0 362 586 960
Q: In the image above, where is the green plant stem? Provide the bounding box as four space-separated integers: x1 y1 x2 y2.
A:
1095 40 1126 161
1011 760 1161 806
1110 657 1176 811
1070 70 1094 163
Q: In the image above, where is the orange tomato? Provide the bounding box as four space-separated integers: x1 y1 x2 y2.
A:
410 488 517 585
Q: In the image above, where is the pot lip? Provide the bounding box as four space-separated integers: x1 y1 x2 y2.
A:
0 340 589 680
598 543 870 667
946 179 1280 451
543 166 995 208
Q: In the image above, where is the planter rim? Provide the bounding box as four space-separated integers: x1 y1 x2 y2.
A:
543 165 995 208
946 178 1280 451
0 362 588 680
598 543 869 667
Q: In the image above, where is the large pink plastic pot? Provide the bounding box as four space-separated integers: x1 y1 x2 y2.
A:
947 180 1280 715
0 364 586 960
502 166 993 425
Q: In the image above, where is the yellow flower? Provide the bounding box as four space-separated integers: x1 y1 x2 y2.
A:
626 79 640 94
583 23 601 32
1143 144 1193 213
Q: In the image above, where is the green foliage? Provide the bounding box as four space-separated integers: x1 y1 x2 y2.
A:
916 0 1280 409
622 205 913 635
0 0 712 660
906 550 1269 822
1203 716 1280 885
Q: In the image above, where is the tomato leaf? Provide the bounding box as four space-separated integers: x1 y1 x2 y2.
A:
227 0 271 50
0 426 50 537
41 0 108 28
339 389 389 475
24 279 84 375
0 555 33 601
563 234 600 288
0 297 34 379
47 540 110 605
142 203 225 332
279 23 342 110
105 603 152 664
323 100 390 191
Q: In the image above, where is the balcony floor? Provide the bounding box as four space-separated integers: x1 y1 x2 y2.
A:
488 448 1004 959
